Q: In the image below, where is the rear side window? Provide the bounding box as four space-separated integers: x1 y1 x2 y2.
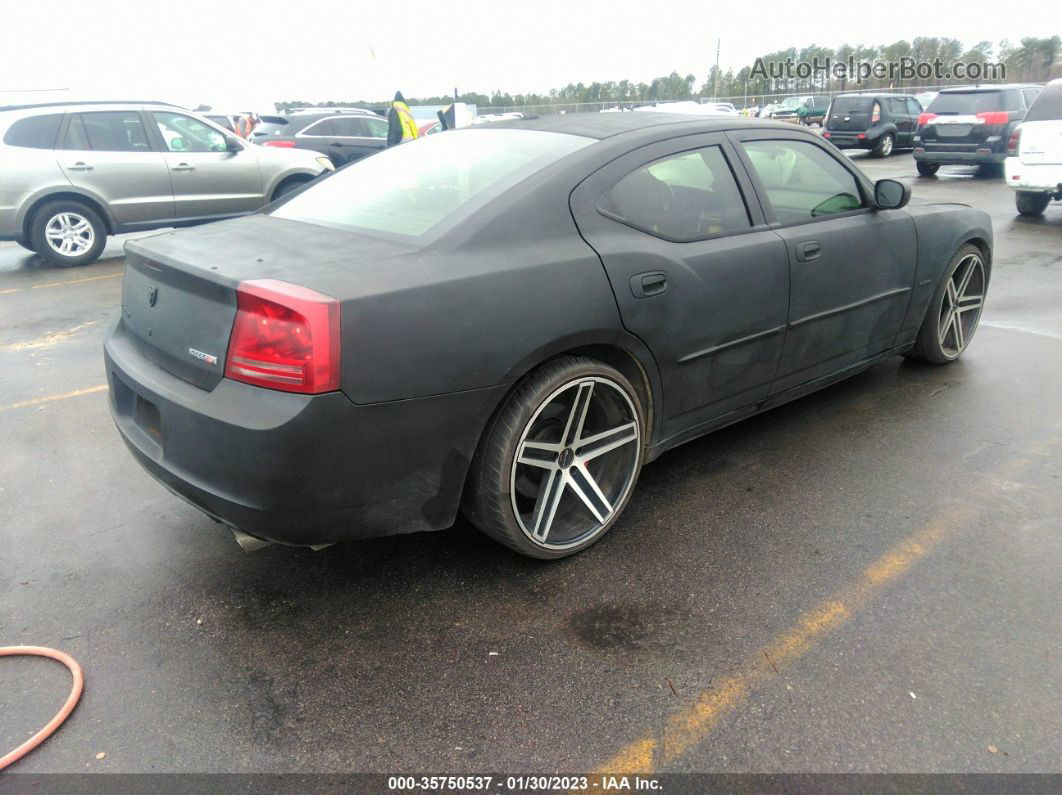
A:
63 112 150 152
741 139 864 223
3 113 63 149
1025 84 1062 122
928 91 1018 114
301 118 339 136
599 146 750 241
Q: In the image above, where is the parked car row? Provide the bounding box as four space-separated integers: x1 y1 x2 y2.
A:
0 101 333 265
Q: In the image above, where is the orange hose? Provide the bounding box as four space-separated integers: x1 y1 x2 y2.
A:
0 646 84 771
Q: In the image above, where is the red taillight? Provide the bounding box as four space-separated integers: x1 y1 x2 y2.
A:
871 103 881 124
823 131 831 138
917 113 937 127
976 111 1009 126
225 280 340 394
1007 127 1022 155
261 140 297 148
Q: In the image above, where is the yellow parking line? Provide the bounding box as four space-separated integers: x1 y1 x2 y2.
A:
0 384 108 411
588 446 1048 780
31 272 123 290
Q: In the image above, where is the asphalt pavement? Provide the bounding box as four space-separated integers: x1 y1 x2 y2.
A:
2 152 1060 778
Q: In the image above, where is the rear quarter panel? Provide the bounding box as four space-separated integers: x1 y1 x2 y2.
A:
898 203 992 342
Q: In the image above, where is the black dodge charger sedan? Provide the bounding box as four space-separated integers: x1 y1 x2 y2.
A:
105 114 992 558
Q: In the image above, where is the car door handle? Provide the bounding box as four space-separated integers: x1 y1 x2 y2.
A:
796 241 822 262
630 271 668 298
67 161 93 171
171 163 195 171
329 141 344 147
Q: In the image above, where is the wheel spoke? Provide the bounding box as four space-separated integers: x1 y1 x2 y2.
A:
517 439 561 470
561 381 594 447
577 421 638 461
945 279 959 308
957 294 983 313
46 228 64 239
952 311 966 350
566 466 612 524
955 257 978 298
529 468 566 541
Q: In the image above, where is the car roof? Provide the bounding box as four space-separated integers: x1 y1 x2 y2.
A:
0 99 180 113
490 112 795 140
835 93 917 99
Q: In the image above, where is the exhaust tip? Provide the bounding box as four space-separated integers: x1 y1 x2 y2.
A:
231 528 274 552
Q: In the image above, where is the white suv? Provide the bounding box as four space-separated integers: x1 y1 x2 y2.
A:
1005 79 1062 217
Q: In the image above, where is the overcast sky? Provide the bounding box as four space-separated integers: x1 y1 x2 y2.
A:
1 0 1057 110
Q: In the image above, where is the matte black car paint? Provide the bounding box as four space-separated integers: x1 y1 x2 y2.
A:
105 115 993 547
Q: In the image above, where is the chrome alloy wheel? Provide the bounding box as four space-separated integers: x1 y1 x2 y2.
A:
510 376 641 550
45 212 95 258
938 252 985 358
880 134 894 156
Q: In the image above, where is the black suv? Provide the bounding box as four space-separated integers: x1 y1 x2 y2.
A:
822 93 922 157
251 110 388 167
914 84 1043 176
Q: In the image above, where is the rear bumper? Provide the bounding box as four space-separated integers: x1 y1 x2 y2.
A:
913 147 1006 165
1004 158 1062 194
104 317 505 546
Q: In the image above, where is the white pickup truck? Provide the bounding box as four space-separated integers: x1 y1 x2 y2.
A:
1006 78 1062 217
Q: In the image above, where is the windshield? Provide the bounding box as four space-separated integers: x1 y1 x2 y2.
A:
270 128 592 239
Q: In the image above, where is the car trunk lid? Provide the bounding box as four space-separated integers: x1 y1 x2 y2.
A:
119 214 415 390
1019 120 1062 165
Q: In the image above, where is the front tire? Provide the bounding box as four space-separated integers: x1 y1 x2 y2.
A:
28 201 106 267
872 133 895 158
464 356 645 559
1015 191 1050 217
916 161 940 177
905 244 987 364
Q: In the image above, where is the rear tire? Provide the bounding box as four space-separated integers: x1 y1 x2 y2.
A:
14 237 35 253
872 133 895 158
916 161 939 177
463 356 645 559
28 200 107 267
905 244 987 365
1015 191 1050 217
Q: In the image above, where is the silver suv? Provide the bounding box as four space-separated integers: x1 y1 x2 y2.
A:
0 101 334 266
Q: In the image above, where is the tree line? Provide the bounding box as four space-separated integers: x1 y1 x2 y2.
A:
270 36 1059 113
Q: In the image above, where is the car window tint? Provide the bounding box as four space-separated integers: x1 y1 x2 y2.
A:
62 114 90 150
831 97 873 113
907 98 923 116
330 117 365 137
153 112 227 153
1025 83 1062 122
2 113 63 149
76 111 150 152
599 146 750 241
302 119 338 136
271 128 591 239
741 139 863 223
887 98 906 115
363 117 388 138
929 91 1011 114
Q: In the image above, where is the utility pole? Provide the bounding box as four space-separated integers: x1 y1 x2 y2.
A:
713 39 721 100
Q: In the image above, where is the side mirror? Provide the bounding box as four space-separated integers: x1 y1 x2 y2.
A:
874 178 911 210
225 135 243 152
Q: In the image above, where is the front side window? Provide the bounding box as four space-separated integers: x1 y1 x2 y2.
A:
361 117 388 138
153 112 227 152
270 128 591 239
1022 87 1043 109
741 139 863 223
64 112 150 152
598 146 750 241
1025 83 1062 122
3 113 63 149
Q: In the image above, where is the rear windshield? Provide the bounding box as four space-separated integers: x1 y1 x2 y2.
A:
1025 83 1062 122
830 96 874 113
251 116 290 137
270 128 592 239
928 90 1018 114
